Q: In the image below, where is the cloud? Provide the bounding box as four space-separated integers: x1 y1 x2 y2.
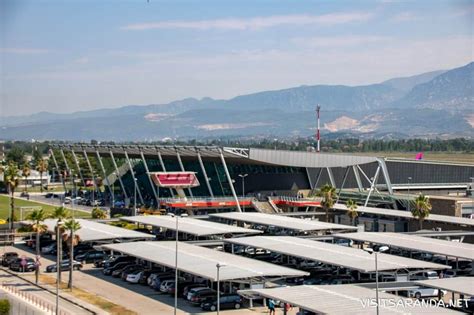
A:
121 12 374 31
292 35 390 48
390 11 420 22
0 48 50 54
74 57 90 64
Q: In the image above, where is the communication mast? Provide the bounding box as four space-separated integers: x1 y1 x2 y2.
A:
316 105 321 152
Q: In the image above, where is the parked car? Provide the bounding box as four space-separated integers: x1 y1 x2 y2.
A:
138 269 161 285
152 274 178 290
112 264 141 278
46 260 83 272
166 281 195 295
1 252 18 266
126 270 144 284
201 294 243 311
75 251 106 264
41 243 57 254
408 270 439 281
187 287 216 305
182 284 207 299
159 280 175 293
407 287 446 299
120 265 144 280
442 270 457 278
103 255 135 269
9 257 36 272
147 272 173 287
103 262 133 276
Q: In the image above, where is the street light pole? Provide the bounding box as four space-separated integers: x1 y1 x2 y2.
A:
55 220 64 315
216 262 227 315
364 245 389 315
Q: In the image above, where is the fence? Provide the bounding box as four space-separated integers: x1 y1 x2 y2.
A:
0 282 70 315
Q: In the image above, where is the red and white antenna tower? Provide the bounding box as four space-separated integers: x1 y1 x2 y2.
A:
316 105 321 152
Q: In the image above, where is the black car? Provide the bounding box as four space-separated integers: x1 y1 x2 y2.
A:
103 255 135 269
138 269 161 285
9 257 36 272
46 260 83 272
188 288 216 305
1 252 18 266
75 250 106 264
112 264 140 277
167 281 195 296
103 262 133 276
182 284 207 299
201 294 243 311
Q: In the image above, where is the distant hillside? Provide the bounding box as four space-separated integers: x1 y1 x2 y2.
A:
1 62 472 141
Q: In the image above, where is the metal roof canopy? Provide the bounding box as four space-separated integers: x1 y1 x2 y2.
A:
414 277 474 296
239 285 458 315
121 215 262 237
334 232 474 261
209 212 357 232
225 236 449 273
332 204 474 227
54 144 380 168
42 219 155 242
103 241 308 281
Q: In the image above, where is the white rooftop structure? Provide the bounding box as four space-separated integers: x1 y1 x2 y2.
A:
334 232 474 261
121 215 262 237
239 285 459 314
209 212 357 232
332 204 474 227
103 241 308 281
42 219 154 242
225 236 449 272
414 277 474 296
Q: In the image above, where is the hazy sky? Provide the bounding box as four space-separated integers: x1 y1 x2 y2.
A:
1 0 473 117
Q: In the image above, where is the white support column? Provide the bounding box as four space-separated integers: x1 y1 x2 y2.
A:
82 150 98 193
155 148 174 196
109 150 128 200
352 166 364 192
94 150 112 199
70 149 86 187
175 150 193 197
377 158 393 195
124 151 144 205
326 167 336 187
306 168 314 190
358 165 381 194
50 148 67 192
336 167 350 204
139 150 160 206
197 151 214 197
364 165 381 207
219 149 242 212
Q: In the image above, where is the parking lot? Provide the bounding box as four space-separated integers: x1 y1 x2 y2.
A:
2 245 281 315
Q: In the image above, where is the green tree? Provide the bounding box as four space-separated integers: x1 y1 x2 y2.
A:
318 183 337 223
36 159 48 193
6 147 26 165
0 299 10 315
63 219 81 289
27 208 48 284
2 162 20 229
346 199 358 226
22 164 31 193
411 194 432 230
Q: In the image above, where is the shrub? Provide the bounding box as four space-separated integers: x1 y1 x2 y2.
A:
0 299 10 315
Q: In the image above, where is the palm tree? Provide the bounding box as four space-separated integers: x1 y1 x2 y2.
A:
27 209 48 284
63 219 81 289
318 183 337 223
411 194 432 230
22 164 31 193
3 162 20 230
36 159 48 193
51 207 70 282
91 207 107 219
346 199 358 226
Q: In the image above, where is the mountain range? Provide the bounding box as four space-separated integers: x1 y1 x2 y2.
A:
1 62 473 141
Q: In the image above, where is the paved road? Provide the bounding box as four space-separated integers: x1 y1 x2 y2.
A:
5 245 291 315
17 194 96 214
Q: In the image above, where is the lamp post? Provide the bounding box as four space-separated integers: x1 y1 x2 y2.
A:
55 220 64 315
364 245 389 315
168 212 188 315
216 262 227 315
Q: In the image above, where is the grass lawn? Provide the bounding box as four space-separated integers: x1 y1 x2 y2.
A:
0 194 90 220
